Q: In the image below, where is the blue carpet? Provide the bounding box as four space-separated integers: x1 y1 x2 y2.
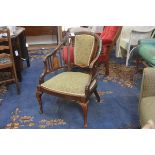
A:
0 50 141 129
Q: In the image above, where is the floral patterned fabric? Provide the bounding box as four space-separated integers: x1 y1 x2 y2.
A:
41 72 96 97
74 34 95 67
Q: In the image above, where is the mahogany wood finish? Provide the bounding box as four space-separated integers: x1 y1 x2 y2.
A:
36 31 102 128
0 28 20 94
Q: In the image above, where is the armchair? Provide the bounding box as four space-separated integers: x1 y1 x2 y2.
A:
36 31 102 128
139 68 155 128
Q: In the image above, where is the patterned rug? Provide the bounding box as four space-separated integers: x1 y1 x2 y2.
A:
5 107 66 129
29 49 138 88
0 49 141 129
29 49 52 61
99 62 137 88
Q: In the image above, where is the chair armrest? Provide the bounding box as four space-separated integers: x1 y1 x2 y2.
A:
85 39 102 95
39 39 67 84
138 39 155 45
85 43 102 94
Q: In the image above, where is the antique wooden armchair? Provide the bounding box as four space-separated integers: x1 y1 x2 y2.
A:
36 31 102 128
0 28 20 94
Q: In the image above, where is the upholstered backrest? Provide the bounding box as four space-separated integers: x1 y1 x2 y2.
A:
100 26 122 43
74 34 95 67
141 67 155 98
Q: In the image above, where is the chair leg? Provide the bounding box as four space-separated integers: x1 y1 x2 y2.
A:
105 61 109 75
12 67 20 94
36 89 43 113
93 88 100 102
26 57 30 67
136 57 140 72
79 101 88 128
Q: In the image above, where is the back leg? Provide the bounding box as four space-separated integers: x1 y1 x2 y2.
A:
93 88 100 102
11 67 20 94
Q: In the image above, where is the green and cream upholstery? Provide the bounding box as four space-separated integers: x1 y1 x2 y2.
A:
41 72 96 97
74 34 95 67
138 39 155 67
139 68 155 128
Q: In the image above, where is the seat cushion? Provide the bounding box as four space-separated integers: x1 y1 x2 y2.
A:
140 96 155 127
139 45 155 66
41 72 96 97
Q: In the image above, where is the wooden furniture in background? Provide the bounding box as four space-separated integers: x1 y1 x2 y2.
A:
98 26 122 75
36 31 102 128
11 27 30 81
0 28 20 94
23 26 59 44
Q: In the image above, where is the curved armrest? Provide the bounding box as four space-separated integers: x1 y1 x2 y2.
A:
39 38 67 84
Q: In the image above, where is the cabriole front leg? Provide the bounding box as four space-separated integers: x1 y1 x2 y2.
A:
36 87 43 113
79 101 88 128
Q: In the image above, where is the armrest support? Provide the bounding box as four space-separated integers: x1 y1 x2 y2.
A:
85 40 102 94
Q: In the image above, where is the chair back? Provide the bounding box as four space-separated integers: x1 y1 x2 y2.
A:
100 26 122 43
74 34 95 67
65 31 101 68
130 31 154 46
0 27 20 93
140 67 155 99
0 28 13 57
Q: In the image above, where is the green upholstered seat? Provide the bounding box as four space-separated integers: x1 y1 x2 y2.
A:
139 45 155 66
140 96 155 127
41 72 96 97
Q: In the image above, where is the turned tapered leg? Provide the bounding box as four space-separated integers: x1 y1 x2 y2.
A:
36 89 43 113
79 102 88 128
93 89 100 102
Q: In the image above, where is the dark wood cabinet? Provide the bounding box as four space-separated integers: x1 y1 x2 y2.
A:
23 26 58 36
22 26 58 44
